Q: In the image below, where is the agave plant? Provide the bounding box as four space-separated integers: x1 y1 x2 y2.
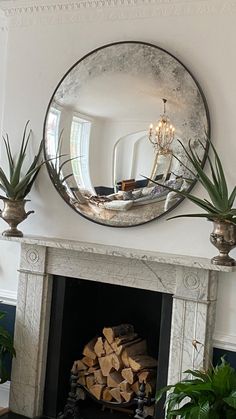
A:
1 121 44 201
156 357 236 418
0 311 15 384
148 138 236 225
46 130 84 203
47 131 73 192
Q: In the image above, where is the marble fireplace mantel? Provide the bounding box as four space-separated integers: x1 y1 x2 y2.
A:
2 235 235 418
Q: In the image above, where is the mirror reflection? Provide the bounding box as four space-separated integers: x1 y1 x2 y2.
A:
44 42 210 227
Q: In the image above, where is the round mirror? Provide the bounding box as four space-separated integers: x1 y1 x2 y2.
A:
43 41 210 227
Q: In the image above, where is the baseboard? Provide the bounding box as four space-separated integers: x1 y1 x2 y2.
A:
0 382 10 392
0 381 10 408
213 333 236 352
0 289 17 306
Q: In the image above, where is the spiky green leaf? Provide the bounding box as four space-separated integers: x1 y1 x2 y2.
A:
209 139 228 202
228 186 236 208
2 134 14 180
10 121 31 188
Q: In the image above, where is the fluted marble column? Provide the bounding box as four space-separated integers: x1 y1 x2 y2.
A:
9 244 53 418
168 267 218 384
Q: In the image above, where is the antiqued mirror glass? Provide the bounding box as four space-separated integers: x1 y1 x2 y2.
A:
43 41 210 227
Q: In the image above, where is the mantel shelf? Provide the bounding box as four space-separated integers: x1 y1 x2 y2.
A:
1 234 235 272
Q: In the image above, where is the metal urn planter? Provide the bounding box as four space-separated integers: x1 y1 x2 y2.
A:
210 220 236 266
0 198 34 237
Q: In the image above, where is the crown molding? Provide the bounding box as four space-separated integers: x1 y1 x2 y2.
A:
0 8 8 30
0 0 235 27
0 0 208 11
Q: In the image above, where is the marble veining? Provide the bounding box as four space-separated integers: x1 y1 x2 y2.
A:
2 235 221 417
1 235 235 271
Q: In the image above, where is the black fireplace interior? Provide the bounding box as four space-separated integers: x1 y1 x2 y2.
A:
43 276 173 419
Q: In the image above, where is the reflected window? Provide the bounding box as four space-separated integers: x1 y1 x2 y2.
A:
46 107 61 157
70 116 93 192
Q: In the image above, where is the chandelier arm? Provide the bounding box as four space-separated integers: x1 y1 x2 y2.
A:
148 135 157 146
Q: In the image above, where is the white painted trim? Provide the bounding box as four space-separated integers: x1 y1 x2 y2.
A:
0 11 8 35
0 381 10 392
0 0 235 25
213 333 236 352
0 381 10 408
0 0 209 11
0 289 17 306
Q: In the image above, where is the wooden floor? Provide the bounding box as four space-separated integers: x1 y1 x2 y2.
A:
0 407 135 419
0 409 10 417
0 413 28 419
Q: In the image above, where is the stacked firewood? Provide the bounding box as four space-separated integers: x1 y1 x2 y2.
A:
71 324 157 403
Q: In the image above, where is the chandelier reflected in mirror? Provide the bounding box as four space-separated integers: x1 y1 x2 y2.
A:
148 98 175 184
149 98 175 154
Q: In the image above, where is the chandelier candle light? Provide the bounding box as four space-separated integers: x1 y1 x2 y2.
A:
149 98 175 155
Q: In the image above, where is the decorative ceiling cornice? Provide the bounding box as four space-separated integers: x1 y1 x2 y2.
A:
0 0 222 15
0 8 8 30
0 0 235 26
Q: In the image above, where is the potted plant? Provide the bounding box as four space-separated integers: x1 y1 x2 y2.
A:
0 121 44 237
0 311 15 384
149 138 236 266
156 357 236 418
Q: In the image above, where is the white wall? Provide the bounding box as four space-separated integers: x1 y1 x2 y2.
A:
0 10 7 134
91 120 151 187
0 0 235 349
0 11 20 298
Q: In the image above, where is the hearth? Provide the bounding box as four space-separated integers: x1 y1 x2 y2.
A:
43 277 173 419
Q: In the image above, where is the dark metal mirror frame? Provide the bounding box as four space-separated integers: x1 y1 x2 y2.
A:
43 40 211 228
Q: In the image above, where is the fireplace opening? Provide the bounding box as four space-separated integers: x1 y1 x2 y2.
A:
43 276 173 419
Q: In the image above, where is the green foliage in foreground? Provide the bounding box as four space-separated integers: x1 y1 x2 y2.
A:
0 311 15 384
156 357 236 418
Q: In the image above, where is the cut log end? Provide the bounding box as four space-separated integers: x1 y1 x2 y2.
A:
129 355 157 372
120 390 134 403
82 337 97 360
102 387 113 402
94 337 105 358
103 324 134 344
109 387 124 403
121 367 136 385
90 384 105 400
71 359 87 374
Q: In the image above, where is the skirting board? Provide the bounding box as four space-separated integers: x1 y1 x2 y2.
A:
0 289 17 306
0 381 10 408
213 333 236 352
